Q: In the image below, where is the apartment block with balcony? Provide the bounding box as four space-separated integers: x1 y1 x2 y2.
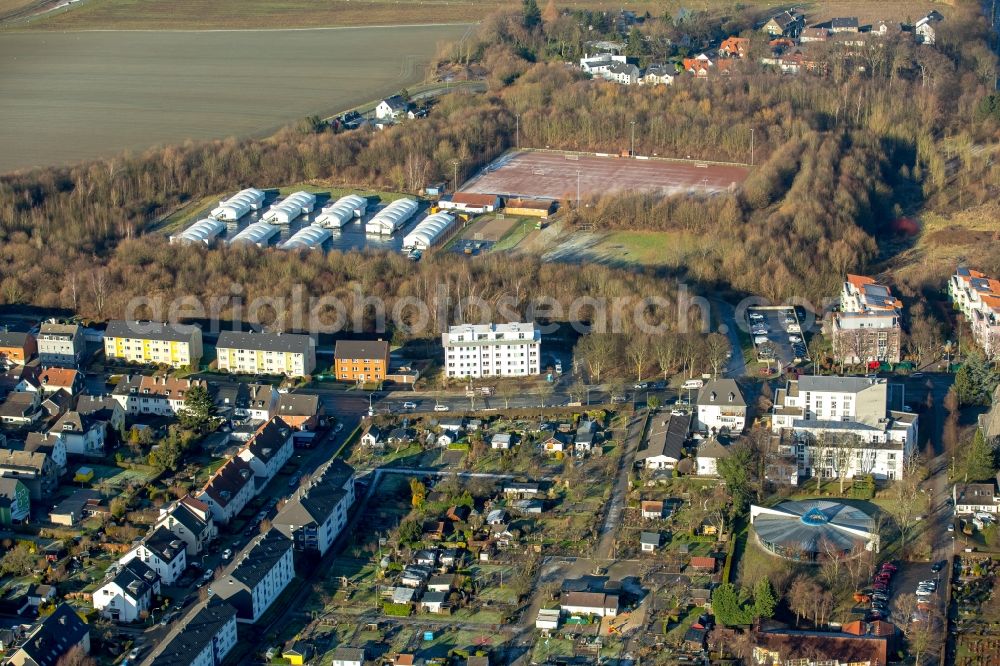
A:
210 530 294 624
104 320 203 369
949 267 1000 360
829 274 903 365
37 322 85 368
771 375 917 481
442 322 540 379
111 375 210 416
216 331 316 377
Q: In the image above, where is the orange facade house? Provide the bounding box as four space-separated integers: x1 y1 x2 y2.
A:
333 340 390 383
0 331 36 366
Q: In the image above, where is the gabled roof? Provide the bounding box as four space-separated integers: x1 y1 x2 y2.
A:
831 17 860 29
215 530 292 592
334 339 390 361
697 438 730 460
638 413 690 461
273 473 348 530
105 320 197 343
149 599 238 666
697 379 746 407
142 526 186 564
0 392 37 418
216 330 313 355
164 498 213 536
14 603 89 666
276 393 319 417
50 411 99 434
201 457 254 507
107 558 159 599
0 331 32 348
380 95 407 111
244 417 291 464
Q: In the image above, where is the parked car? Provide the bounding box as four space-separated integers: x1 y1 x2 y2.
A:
201 570 214 585
749 312 764 321
634 382 649 390
788 335 802 343
611 394 628 404
787 324 802 333
288 472 302 488
754 336 769 345
333 422 344 433
555 362 563 375
402 401 417 410
681 379 704 390
221 548 233 561
931 560 946 572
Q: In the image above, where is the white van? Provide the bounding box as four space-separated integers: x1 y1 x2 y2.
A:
681 379 704 391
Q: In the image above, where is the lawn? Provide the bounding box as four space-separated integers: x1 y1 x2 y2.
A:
19 0 951 30
491 217 536 252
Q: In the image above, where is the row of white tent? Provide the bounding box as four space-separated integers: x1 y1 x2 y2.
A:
175 192 449 250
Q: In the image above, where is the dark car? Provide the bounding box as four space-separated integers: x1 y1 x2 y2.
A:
931 561 945 573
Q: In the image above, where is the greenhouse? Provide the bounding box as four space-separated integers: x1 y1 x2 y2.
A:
170 218 226 245
211 187 265 221
279 225 332 251
228 221 279 247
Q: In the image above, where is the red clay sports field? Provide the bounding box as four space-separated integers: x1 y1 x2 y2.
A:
460 150 750 200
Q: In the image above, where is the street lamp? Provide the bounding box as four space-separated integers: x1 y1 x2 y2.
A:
451 159 460 192
516 114 520 150
576 169 581 207
750 128 755 166
630 120 636 157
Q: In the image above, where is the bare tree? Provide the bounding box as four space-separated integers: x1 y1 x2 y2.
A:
626 334 652 383
704 332 731 378
887 454 925 554
575 333 617 383
653 335 679 381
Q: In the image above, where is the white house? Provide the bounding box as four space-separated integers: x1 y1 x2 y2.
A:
640 531 661 552
236 418 294 489
954 482 1000 515
210 530 294 624
119 526 187 585
695 438 730 476
696 379 747 434
156 495 217 556
915 10 943 45
332 647 366 666
24 432 67 474
49 411 106 457
560 591 619 618
93 559 160 623
146 599 238 666
948 267 1000 360
635 413 690 470
360 426 383 448
112 375 210 417
771 376 918 481
272 460 355 556
198 457 256 524
491 433 513 450
536 608 561 631
442 322 541 379
641 64 675 85
375 95 408 120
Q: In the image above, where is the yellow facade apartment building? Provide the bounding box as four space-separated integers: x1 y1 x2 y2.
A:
104 320 203 369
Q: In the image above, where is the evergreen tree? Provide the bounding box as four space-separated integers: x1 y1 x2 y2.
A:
954 352 997 407
179 384 216 432
753 578 778 619
964 428 997 482
522 0 542 30
712 583 753 626
717 442 755 513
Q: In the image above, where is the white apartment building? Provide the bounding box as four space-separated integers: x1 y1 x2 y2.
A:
771 376 918 480
37 322 85 368
215 331 316 377
695 379 747 434
272 460 356 556
442 322 541 378
198 457 256 525
210 530 294 623
156 495 217 556
829 274 903 365
93 559 160 623
111 375 209 417
148 599 238 666
236 417 294 488
579 52 628 75
949 267 1000 360
118 526 187 585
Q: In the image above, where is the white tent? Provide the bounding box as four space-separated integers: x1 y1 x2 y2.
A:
170 218 226 245
364 198 419 235
211 188 265 221
402 212 455 250
279 225 332 250
228 221 279 247
261 191 317 225
314 194 367 229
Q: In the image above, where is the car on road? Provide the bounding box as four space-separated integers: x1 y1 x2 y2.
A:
611 394 628 404
221 548 233 561
634 382 649 390
946 524 955 533
932 560 946 572
288 472 302 488
555 362 563 374
128 646 144 660
651 380 666 390
402 401 417 410
333 422 343 433
681 379 703 390
433 404 450 412
911 372 924 378
200 570 214 585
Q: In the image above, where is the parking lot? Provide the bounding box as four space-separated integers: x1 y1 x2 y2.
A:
746 306 808 370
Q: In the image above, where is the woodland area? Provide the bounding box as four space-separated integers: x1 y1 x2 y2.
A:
0 2 999 328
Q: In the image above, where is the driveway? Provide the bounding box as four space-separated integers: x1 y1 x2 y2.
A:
596 410 647 559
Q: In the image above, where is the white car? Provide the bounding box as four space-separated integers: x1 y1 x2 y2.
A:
402 401 417 410
754 336 769 345
681 379 704 390
788 335 802 343
787 324 801 333
434 404 450 412
749 312 764 321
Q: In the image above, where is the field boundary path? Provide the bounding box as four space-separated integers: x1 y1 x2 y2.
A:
596 409 648 559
